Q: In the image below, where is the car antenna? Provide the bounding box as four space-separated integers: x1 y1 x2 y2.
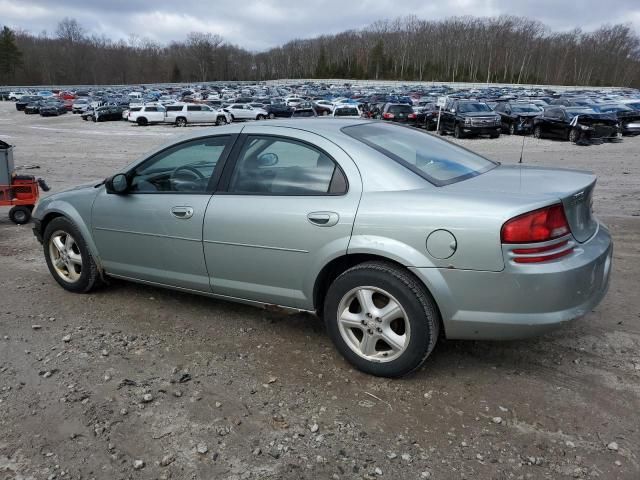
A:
518 133 526 164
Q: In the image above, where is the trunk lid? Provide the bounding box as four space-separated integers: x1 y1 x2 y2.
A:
447 165 598 243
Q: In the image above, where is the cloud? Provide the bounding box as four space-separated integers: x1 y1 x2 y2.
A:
1 0 639 50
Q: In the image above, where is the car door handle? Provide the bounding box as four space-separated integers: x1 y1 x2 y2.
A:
307 211 339 227
170 206 194 219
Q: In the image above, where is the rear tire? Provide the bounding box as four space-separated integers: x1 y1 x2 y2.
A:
323 261 440 378
9 206 31 225
43 217 101 293
508 123 516 135
257 114 265 120
268 113 275 119
137 117 148 126
216 116 226 126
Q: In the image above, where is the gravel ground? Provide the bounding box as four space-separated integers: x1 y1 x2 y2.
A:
0 102 639 480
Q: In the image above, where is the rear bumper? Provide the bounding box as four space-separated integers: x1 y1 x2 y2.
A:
410 224 612 340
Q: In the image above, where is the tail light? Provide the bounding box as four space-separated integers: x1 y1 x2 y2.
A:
383 112 394 119
408 113 417 119
502 204 574 263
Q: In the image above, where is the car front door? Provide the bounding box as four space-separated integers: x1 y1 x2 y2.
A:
91 134 238 291
202 126 362 310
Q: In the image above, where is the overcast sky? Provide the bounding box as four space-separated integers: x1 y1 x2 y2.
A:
2 0 640 50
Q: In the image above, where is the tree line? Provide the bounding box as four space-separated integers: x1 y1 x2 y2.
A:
1 15 639 87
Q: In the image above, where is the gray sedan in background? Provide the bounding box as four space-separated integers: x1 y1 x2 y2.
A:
32 119 612 377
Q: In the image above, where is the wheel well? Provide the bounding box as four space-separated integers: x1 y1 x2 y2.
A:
40 212 64 234
313 254 444 334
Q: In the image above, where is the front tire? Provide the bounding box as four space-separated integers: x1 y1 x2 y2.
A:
323 261 440 378
533 125 542 139
43 217 101 293
569 128 581 143
175 117 187 127
137 117 148 126
454 124 464 139
508 123 516 135
257 114 266 120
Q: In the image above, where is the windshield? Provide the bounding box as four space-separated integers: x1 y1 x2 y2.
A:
457 103 491 113
343 123 497 186
597 105 632 113
511 104 541 113
566 107 597 115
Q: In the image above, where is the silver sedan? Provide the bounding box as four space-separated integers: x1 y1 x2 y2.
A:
32 119 612 377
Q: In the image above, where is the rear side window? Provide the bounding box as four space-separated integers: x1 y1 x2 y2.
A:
130 107 142 112
166 106 183 112
228 136 347 195
187 105 201 111
343 123 497 186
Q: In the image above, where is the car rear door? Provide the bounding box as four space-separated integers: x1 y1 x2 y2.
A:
92 134 238 291
202 126 362 310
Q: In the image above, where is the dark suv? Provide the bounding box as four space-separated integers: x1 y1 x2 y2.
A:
438 100 501 138
494 102 542 135
379 103 416 123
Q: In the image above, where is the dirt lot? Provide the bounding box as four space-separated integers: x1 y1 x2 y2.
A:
0 102 639 480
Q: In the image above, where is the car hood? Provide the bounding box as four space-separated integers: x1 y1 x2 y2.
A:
446 164 597 243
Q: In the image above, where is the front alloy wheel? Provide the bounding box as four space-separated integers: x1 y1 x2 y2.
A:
43 217 101 293
49 231 83 283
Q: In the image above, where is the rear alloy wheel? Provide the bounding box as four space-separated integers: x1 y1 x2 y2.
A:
137 117 148 126
324 261 439 377
508 123 516 135
533 126 542 139
569 128 581 143
454 124 464 139
175 117 187 127
257 114 266 120
216 116 227 126
268 113 275 119
43 217 101 293
9 206 31 225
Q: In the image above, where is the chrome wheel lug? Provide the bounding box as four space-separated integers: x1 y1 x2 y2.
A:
375 317 381 322
367 329 373 335
366 313 372 318
361 320 367 326
376 327 382 333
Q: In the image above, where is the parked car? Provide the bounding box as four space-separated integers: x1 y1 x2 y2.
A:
590 104 640 136
72 98 91 114
332 105 361 118
164 103 231 126
15 96 42 111
31 119 612 378
413 103 440 130
127 104 166 126
39 101 67 116
82 105 127 122
438 100 501 138
379 103 416 123
8 91 29 101
24 100 46 114
291 105 318 118
225 104 268 121
313 100 334 116
264 103 294 119
494 102 542 135
533 107 620 143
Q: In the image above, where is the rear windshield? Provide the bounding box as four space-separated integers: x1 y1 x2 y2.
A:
388 105 413 114
342 123 497 186
335 108 359 116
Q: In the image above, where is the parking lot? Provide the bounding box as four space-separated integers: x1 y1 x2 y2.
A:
1 101 639 479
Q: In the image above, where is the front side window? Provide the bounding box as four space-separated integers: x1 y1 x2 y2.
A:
130 136 230 193
343 123 497 186
187 105 201 112
228 136 346 195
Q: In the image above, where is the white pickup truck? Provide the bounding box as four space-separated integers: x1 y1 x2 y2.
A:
164 103 232 127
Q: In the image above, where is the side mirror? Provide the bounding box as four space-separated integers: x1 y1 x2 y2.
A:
257 153 278 167
105 173 129 194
